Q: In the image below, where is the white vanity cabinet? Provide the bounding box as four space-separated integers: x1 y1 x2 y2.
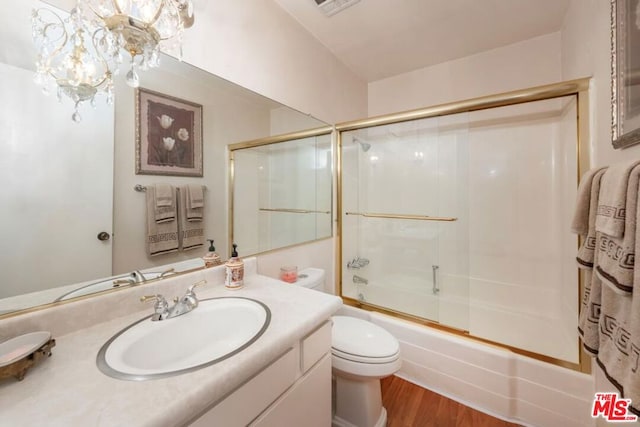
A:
190 320 332 427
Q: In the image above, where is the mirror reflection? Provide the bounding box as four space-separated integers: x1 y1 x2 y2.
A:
231 131 333 256
0 0 328 316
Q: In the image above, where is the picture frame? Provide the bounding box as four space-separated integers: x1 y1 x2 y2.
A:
136 88 203 176
612 0 640 149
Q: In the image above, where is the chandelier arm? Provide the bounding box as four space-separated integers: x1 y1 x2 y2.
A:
112 0 123 15
147 1 168 27
93 71 113 88
158 33 179 42
41 20 69 70
39 9 68 47
90 28 113 84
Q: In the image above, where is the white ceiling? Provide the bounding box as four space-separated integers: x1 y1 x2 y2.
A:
273 0 571 82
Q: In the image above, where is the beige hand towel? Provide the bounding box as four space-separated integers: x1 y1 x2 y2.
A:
595 165 640 293
146 186 179 256
156 183 173 207
593 272 640 415
154 184 176 223
576 169 606 269
595 160 640 238
573 168 607 354
571 166 607 236
578 268 602 355
186 184 204 222
179 186 204 251
575 164 640 415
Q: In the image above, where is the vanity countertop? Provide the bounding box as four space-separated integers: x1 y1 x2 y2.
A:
0 271 342 427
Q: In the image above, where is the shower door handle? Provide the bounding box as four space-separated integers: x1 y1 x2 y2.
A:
432 265 440 295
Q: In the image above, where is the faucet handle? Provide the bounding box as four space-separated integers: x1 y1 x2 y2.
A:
140 294 169 321
140 294 163 303
113 278 134 287
188 279 207 294
140 294 169 309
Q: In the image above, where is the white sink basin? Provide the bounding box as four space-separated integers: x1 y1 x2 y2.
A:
97 297 270 380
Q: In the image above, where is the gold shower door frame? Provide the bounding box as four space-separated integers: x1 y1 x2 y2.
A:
334 78 592 373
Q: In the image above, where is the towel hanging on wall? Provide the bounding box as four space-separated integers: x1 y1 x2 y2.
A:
153 183 176 223
572 161 640 416
572 167 606 354
594 161 640 293
186 184 204 222
146 184 179 256
179 185 204 251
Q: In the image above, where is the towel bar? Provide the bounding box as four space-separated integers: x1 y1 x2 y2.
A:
134 184 207 192
259 208 331 214
345 212 457 222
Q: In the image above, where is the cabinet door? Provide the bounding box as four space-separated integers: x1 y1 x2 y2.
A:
251 354 331 427
190 349 297 427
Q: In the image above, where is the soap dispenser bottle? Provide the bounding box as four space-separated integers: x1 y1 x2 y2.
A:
225 243 244 289
203 239 222 267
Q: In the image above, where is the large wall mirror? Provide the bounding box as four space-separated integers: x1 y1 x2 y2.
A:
0 0 328 317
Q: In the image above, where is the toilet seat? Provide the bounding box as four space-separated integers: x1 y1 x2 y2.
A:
331 350 402 380
331 316 401 379
331 316 399 358
331 347 399 364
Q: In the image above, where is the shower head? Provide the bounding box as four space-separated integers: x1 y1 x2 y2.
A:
354 137 371 152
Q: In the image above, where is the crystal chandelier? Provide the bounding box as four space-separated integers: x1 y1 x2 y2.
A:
32 1 194 122
32 6 114 122
83 0 194 87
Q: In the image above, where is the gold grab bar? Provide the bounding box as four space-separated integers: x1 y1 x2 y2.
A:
345 212 457 222
259 208 331 214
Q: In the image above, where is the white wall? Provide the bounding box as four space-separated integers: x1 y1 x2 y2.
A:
181 0 368 125
368 32 562 117
561 0 624 167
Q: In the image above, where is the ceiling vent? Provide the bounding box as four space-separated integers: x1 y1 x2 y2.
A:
313 0 361 17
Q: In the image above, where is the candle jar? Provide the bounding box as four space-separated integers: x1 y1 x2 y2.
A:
279 266 298 283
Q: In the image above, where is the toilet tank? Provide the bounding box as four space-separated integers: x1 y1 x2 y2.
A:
295 268 326 293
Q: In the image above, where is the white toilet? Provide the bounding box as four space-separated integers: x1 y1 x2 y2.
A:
295 268 401 427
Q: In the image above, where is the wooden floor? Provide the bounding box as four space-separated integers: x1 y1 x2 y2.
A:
381 376 520 427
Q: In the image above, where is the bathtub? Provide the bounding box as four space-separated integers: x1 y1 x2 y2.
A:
336 304 595 427
345 272 579 365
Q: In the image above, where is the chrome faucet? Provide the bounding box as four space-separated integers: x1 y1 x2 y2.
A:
131 270 147 283
112 270 147 287
347 256 370 270
140 294 170 321
353 275 368 285
140 279 207 321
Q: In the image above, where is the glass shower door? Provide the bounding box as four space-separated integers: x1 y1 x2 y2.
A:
340 95 580 363
341 114 470 329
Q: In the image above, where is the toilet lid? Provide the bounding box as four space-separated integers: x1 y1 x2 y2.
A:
331 316 399 359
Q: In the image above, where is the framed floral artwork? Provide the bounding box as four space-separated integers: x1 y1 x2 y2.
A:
136 88 203 176
612 0 640 149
